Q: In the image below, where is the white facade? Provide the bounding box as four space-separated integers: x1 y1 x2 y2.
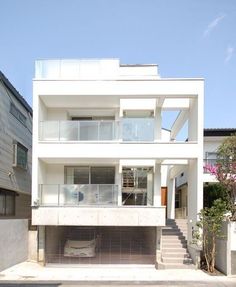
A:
32 59 204 265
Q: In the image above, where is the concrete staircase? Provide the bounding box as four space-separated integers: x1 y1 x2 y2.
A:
159 219 195 269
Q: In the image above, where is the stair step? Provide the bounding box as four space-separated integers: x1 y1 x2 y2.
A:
162 257 193 264
162 247 188 253
162 235 185 239
161 219 192 269
162 252 190 258
158 262 195 269
162 241 187 245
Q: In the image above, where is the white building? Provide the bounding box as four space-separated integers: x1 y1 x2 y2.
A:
32 59 204 268
175 128 236 218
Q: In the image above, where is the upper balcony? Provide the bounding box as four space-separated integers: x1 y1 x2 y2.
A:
35 59 160 80
39 118 154 142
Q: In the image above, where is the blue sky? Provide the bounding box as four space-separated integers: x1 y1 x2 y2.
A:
0 0 235 128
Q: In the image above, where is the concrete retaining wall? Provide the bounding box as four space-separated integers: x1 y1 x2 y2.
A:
0 219 28 271
215 221 236 276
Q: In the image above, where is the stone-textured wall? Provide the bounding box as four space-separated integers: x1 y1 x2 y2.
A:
231 251 236 275
0 219 28 271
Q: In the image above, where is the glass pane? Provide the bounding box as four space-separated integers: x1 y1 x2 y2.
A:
5 195 15 215
99 122 113 140
91 167 115 184
137 170 147 189
98 185 117 205
40 121 59 141
60 121 78 141
17 144 27 169
78 184 98 205
80 121 98 140
74 167 90 184
122 118 154 141
0 194 5 215
60 185 79 205
41 185 59 206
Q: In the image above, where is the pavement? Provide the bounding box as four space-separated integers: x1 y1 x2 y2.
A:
0 262 236 286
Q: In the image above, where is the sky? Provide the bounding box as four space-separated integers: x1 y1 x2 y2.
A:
0 0 235 129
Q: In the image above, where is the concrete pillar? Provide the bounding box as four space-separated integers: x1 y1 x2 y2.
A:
154 107 162 141
115 164 122 206
187 159 203 243
153 164 161 206
115 108 122 141
155 227 162 267
28 230 38 262
38 226 45 264
167 177 175 219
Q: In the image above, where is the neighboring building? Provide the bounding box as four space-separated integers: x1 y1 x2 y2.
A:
32 59 204 267
0 71 32 271
175 128 236 218
0 71 32 218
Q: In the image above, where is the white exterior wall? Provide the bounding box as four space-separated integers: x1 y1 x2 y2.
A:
32 59 203 230
203 136 225 183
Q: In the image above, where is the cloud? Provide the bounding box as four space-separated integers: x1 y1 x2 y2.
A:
203 14 226 37
225 45 234 63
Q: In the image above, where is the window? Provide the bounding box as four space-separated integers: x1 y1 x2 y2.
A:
205 152 217 166
91 167 115 184
10 103 26 126
13 142 28 169
0 189 15 216
65 166 115 184
175 189 181 208
122 167 152 190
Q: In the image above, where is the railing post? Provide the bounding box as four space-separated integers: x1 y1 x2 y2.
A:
58 121 61 141
98 121 100 140
77 121 80 141
40 184 42 205
58 184 60 206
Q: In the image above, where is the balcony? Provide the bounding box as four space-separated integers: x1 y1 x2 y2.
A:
39 184 118 206
39 120 119 141
39 118 154 142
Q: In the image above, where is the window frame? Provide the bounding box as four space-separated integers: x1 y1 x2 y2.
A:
13 142 28 170
10 102 27 127
64 166 115 185
0 189 16 216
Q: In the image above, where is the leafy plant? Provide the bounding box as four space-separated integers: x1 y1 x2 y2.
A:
192 199 228 273
216 134 236 220
204 134 236 220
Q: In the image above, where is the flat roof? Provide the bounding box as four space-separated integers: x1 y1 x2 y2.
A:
204 128 236 137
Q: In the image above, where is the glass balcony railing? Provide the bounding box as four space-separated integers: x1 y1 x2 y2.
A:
39 118 155 142
39 120 119 141
39 184 118 206
122 118 154 141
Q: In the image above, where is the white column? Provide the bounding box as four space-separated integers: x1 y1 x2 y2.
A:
115 108 122 141
153 164 161 206
187 159 203 243
115 164 122 206
167 177 175 219
154 107 162 141
155 227 162 268
38 226 45 264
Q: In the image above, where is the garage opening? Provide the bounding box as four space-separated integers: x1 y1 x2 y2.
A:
45 226 156 265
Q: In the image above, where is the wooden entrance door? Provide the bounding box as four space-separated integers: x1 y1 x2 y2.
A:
161 187 167 217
